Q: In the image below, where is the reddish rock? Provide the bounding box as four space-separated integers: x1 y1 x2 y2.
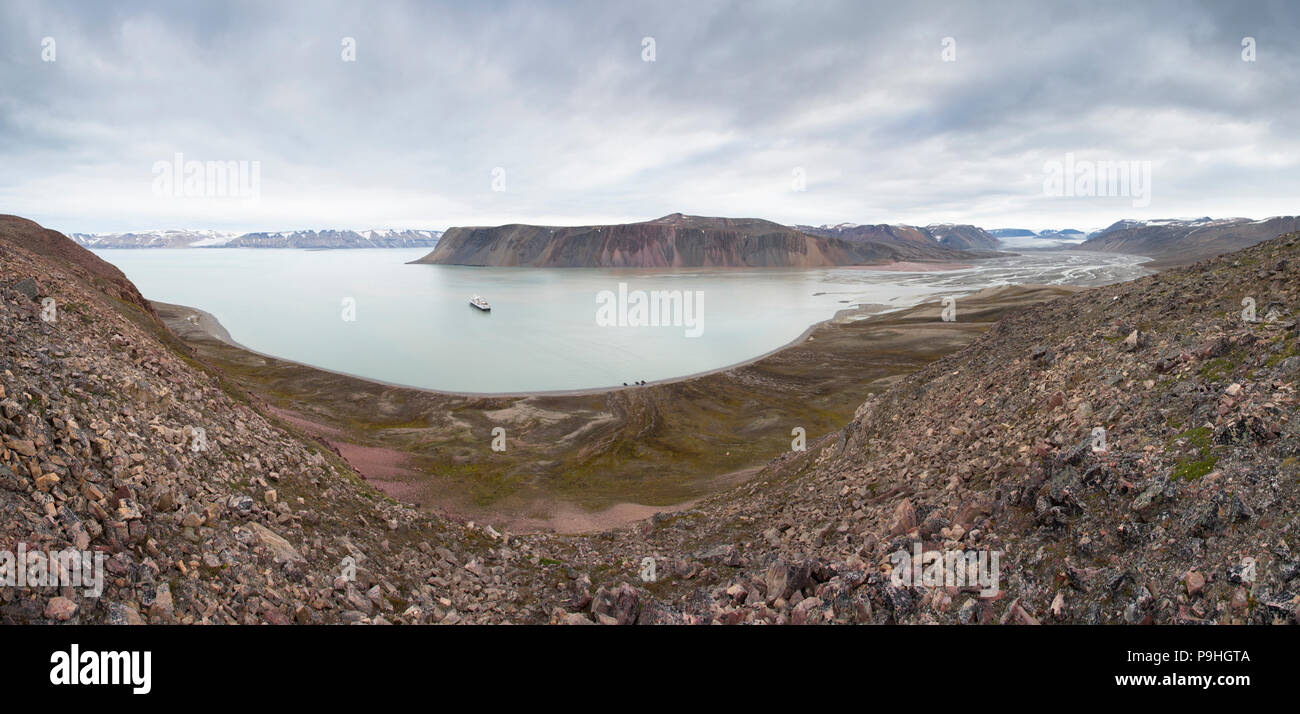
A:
44 596 78 621
889 498 917 536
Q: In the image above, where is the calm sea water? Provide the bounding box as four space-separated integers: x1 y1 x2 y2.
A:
93 248 1151 393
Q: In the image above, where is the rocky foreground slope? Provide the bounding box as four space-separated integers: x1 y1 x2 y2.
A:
579 231 1300 624
1 215 557 624
414 213 984 268
2 214 1298 625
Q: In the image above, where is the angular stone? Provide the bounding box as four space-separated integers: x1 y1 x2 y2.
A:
889 498 917 536
45 596 78 621
247 522 304 564
4 438 36 457
764 560 812 601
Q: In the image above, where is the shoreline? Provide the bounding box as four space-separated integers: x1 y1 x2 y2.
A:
406 255 993 269
154 282 1082 534
156 296 938 399
843 260 972 272
140 248 1153 399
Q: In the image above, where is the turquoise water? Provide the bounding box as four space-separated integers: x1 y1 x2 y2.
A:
93 248 1150 393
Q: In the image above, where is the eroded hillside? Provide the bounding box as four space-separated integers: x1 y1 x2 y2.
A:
414 213 985 268
3 215 1298 625
555 231 1300 624
0 216 561 624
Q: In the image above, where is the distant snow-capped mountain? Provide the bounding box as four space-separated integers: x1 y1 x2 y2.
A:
988 228 1037 238
988 227 1090 250
922 223 1001 250
795 222 1000 251
1077 216 1300 267
69 229 237 249
989 228 1086 240
70 228 442 249
223 229 442 248
1036 228 1086 238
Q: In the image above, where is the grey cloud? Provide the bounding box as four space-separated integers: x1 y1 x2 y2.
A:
1 0 1297 233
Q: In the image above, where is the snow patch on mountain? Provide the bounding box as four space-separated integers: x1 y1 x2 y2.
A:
70 228 443 249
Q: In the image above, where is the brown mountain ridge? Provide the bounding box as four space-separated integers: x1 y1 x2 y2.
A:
412 213 990 268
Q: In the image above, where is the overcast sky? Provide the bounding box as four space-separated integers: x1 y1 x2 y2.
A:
2 0 1298 234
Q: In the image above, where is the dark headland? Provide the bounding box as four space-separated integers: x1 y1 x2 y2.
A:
411 213 999 268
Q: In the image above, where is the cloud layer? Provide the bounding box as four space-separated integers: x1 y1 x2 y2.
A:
2 0 1298 233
